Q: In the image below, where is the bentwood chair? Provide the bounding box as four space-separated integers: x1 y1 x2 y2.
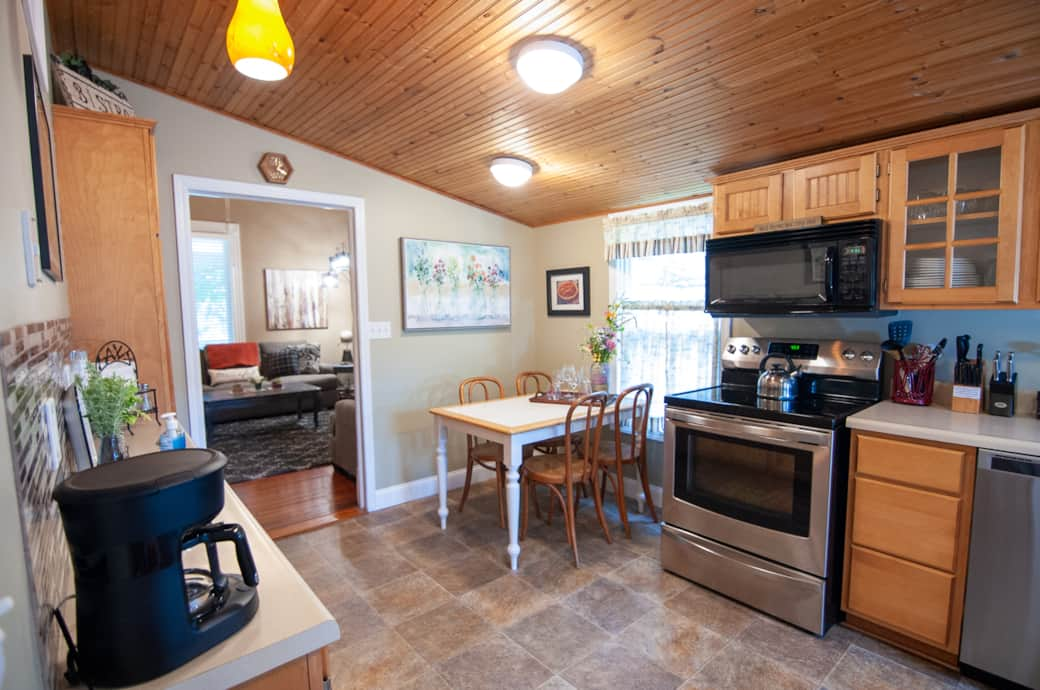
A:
520 392 613 567
457 376 507 527
515 371 553 396
597 383 657 537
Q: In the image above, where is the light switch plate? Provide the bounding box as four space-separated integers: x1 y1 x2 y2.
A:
368 321 392 339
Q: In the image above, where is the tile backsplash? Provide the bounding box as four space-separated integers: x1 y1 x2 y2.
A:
0 319 75 689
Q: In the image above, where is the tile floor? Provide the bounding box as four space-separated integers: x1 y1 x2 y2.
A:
276 482 992 690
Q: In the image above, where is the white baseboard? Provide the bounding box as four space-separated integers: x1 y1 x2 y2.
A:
371 465 662 514
371 465 497 511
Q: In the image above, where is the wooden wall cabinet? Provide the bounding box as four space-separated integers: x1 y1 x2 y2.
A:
886 126 1025 306
790 153 878 219
713 174 782 235
842 431 977 668
53 106 175 413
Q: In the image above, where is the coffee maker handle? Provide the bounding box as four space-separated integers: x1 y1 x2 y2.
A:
182 523 259 587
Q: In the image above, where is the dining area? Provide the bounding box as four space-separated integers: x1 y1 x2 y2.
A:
429 368 659 571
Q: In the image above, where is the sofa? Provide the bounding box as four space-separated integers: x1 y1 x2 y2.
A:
330 398 357 477
201 341 340 424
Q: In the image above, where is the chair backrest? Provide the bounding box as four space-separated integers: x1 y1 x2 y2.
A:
458 376 505 404
613 383 654 461
563 392 610 484
95 340 139 383
515 371 553 396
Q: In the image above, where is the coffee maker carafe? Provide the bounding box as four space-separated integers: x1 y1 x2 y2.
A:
53 449 259 687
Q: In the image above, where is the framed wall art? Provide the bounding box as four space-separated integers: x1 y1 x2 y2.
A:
23 54 63 281
264 269 328 330
546 266 590 316
400 238 511 331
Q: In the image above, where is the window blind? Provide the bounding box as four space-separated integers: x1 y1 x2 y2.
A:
191 235 236 347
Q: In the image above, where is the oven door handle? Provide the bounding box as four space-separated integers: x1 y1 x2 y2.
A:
676 530 814 584
666 409 832 449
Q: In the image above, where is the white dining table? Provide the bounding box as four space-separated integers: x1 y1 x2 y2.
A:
430 394 632 570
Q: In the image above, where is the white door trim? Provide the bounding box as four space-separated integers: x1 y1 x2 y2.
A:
172 175 375 510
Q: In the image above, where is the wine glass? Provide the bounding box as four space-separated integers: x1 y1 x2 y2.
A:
558 365 577 394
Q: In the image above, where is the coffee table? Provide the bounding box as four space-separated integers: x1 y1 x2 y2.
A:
203 382 322 439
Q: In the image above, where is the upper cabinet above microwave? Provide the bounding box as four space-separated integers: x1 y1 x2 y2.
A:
886 127 1024 306
713 154 880 236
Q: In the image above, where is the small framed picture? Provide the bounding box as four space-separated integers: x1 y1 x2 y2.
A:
546 267 590 317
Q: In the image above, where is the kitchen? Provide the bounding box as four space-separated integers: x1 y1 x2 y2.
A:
2 2 1040 690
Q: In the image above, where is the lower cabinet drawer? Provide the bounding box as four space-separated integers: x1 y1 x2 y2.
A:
851 477 961 571
846 546 955 648
855 433 970 494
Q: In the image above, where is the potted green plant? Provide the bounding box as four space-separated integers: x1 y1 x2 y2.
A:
79 365 141 463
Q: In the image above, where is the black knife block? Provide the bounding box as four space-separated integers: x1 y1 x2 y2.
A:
987 374 1016 417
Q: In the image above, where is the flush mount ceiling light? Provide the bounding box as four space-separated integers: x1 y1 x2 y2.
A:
490 157 534 187
515 39 584 94
226 0 295 81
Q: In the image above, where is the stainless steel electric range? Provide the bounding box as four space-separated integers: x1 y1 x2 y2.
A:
661 337 882 635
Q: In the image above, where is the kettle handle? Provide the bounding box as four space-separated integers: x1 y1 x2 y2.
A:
758 353 796 374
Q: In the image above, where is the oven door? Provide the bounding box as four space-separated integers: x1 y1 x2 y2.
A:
663 407 836 577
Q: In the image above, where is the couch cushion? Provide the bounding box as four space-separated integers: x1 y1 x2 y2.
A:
262 349 300 378
288 343 321 374
209 366 260 385
279 373 339 391
206 342 260 370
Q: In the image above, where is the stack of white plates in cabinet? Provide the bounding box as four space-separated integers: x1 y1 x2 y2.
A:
951 257 981 287
906 257 981 288
906 257 945 288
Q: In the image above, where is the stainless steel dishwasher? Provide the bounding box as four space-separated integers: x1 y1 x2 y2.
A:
960 448 1040 689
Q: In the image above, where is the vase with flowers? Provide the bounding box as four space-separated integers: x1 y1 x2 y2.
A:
580 301 632 392
79 364 142 463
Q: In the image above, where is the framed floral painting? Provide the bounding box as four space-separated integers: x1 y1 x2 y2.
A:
400 238 511 331
546 266 590 317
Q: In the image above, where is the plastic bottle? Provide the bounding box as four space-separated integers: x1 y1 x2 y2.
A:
158 412 187 451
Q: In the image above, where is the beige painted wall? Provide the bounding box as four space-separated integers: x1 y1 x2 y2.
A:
0 2 63 687
109 76 540 490
190 197 353 364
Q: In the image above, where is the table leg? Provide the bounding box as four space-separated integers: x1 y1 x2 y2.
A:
313 391 320 429
505 438 523 571
296 394 302 422
435 418 448 530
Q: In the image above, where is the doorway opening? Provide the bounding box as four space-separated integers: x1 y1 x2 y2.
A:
172 176 373 537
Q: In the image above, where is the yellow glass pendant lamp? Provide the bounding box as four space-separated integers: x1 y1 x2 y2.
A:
226 0 295 81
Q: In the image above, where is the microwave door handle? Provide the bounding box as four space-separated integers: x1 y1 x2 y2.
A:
823 247 836 303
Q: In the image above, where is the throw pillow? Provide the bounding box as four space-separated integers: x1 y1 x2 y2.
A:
289 343 321 374
205 342 260 369
208 366 260 386
262 349 300 378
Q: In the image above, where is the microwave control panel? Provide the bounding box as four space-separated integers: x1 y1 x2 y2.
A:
837 239 875 304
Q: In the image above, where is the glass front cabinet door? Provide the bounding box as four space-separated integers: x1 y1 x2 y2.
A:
887 126 1025 305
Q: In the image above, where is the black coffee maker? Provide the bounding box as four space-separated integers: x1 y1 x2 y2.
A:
53 449 259 687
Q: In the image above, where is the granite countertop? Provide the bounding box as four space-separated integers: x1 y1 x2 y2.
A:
125 424 339 689
847 401 1040 456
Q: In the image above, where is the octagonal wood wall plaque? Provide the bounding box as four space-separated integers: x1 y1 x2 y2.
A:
258 152 293 184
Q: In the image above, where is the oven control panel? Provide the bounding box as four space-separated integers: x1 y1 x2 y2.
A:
722 337 882 380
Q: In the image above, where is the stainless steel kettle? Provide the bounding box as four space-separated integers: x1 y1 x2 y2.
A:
757 354 801 400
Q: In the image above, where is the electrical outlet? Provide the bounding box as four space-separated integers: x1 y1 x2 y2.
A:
368 321 392 339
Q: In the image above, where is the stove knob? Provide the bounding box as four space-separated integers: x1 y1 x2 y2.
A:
842 348 857 360
739 344 750 355
726 344 736 354
751 345 762 355
860 351 876 362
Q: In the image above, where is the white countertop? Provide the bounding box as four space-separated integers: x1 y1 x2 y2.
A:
124 425 339 689
847 401 1040 456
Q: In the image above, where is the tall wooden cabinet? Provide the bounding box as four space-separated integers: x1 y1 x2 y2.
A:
54 106 175 413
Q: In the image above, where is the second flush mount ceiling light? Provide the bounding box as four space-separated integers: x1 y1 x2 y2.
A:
490 158 534 187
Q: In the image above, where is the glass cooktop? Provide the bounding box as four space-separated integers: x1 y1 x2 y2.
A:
663 385 879 430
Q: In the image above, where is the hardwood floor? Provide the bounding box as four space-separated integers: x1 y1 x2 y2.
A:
232 465 361 539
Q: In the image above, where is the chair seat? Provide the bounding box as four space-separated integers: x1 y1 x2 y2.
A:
523 454 589 484
471 441 503 462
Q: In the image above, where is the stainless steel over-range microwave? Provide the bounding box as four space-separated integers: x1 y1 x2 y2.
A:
704 220 882 316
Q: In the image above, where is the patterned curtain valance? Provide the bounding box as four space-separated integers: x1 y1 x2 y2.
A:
603 197 713 261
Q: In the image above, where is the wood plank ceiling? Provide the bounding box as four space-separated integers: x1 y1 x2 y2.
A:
46 0 1040 227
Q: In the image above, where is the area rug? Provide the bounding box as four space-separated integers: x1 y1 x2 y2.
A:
208 410 333 484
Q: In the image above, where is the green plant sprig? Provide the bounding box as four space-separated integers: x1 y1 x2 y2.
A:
79 365 141 437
